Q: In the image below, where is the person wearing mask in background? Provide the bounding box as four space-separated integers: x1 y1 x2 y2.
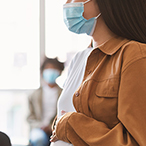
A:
27 57 64 146
50 0 146 146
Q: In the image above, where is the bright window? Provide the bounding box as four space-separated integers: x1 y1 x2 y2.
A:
45 0 91 62
0 0 40 89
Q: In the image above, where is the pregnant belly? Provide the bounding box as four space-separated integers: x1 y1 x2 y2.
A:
50 140 73 146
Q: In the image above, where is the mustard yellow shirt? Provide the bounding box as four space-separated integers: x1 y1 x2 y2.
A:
56 36 146 146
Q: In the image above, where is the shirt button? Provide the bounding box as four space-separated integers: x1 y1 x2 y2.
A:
75 92 80 97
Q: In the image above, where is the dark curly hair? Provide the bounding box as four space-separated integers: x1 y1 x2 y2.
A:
40 57 65 73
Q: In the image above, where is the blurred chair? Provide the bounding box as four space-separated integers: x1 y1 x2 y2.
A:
0 131 12 146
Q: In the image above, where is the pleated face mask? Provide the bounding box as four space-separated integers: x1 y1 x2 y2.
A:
43 69 60 84
63 0 101 36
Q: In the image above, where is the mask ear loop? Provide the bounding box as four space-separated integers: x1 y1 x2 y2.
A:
89 13 101 36
95 13 101 19
83 0 91 4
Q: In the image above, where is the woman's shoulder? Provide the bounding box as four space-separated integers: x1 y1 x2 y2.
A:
123 40 146 49
121 40 146 71
122 40 146 58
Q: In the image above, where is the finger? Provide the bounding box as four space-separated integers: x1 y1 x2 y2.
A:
52 130 55 135
61 110 67 115
50 135 59 142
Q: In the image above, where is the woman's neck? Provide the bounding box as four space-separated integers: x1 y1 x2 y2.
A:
92 16 116 48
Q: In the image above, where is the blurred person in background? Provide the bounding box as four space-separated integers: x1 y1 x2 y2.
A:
27 57 64 146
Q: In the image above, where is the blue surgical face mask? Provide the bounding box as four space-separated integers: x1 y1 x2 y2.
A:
43 69 60 84
63 0 101 36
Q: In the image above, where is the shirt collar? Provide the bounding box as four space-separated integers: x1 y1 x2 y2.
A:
98 36 129 55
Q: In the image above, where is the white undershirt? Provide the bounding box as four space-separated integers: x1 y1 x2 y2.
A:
51 47 94 146
42 85 58 126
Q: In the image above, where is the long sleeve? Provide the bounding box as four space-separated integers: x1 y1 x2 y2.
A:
27 89 43 129
27 95 42 128
56 58 146 146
